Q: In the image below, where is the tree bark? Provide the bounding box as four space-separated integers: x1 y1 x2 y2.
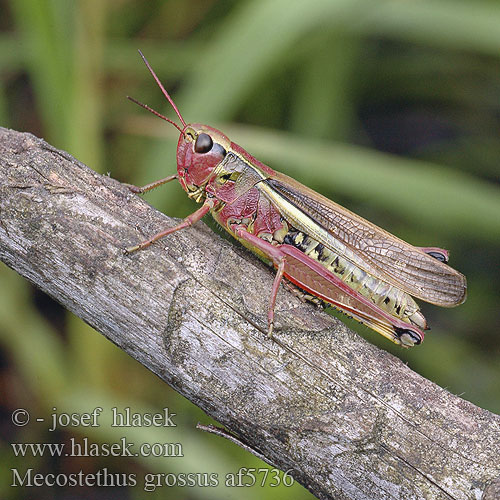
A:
0 127 499 500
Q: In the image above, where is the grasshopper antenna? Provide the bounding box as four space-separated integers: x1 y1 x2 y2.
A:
126 95 185 135
137 49 187 129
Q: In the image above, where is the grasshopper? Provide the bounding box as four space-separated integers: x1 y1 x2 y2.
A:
125 51 467 348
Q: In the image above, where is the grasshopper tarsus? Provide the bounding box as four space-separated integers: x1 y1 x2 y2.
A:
124 183 143 194
124 244 140 255
267 322 274 339
124 236 162 255
125 174 178 195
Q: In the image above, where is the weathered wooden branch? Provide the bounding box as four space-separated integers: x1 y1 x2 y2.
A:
0 127 499 500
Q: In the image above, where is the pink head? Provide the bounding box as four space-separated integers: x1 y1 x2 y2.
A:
130 51 230 202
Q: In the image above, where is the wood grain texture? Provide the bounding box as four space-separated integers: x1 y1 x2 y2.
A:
0 127 499 500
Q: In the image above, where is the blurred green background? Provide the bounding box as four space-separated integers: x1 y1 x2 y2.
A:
1 0 499 499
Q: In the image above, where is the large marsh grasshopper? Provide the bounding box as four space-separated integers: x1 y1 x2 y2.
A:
125 51 467 348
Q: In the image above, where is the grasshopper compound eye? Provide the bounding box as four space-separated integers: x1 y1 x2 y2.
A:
194 133 213 154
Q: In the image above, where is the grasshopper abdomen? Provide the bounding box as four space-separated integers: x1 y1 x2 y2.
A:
282 228 427 330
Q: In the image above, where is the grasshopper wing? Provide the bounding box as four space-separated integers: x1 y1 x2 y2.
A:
258 173 466 307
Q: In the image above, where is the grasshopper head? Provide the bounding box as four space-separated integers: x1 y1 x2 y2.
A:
130 51 231 202
176 124 229 201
